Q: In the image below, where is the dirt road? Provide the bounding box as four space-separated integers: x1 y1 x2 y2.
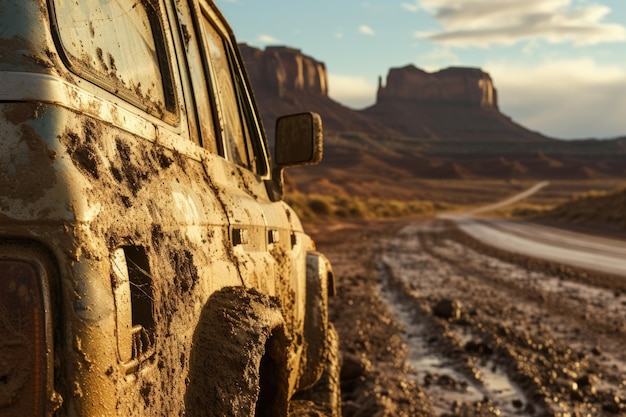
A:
309 218 626 417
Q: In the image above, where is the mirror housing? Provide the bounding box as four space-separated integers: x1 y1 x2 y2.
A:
269 112 323 201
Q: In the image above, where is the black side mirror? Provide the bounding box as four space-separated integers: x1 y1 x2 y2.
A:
275 112 323 167
269 112 323 200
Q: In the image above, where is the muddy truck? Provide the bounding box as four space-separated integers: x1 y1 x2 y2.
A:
0 0 340 416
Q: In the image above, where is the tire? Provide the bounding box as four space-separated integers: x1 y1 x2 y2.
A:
185 286 290 417
290 324 341 417
300 252 332 390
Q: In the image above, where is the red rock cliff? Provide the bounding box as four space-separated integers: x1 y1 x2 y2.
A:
377 65 498 109
239 44 328 97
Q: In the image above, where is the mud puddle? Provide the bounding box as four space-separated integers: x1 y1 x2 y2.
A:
379 261 533 416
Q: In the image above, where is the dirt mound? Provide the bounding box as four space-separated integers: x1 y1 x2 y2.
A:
541 188 626 231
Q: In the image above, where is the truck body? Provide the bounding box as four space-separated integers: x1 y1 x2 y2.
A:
0 0 338 415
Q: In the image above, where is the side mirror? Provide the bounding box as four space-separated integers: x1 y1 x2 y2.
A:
269 112 323 201
275 112 323 167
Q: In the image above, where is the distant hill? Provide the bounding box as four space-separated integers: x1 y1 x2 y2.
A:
240 44 626 191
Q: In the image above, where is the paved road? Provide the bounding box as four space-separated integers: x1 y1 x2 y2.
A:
441 182 626 277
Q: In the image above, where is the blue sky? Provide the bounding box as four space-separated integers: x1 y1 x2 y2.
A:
216 0 626 139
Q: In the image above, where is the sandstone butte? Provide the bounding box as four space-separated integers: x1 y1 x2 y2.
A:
239 43 549 143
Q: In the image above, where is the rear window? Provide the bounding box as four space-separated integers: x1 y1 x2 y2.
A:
52 0 176 119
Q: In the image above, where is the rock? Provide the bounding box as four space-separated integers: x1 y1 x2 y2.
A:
239 43 394 135
342 401 361 417
433 299 462 320
602 400 621 414
362 65 551 143
576 374 598 388
423 373 434 387
464 339 493 355
240 42 554 151
341 353 371 381
437 374 457 389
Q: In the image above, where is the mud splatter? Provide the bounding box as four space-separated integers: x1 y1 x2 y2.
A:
171 249 198 292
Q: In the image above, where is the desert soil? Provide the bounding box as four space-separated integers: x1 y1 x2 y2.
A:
308 217 626 417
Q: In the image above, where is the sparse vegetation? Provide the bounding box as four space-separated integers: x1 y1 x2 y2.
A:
284 178 626 224
284 192 446 222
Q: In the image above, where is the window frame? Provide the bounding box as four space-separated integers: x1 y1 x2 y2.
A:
195 2 269 176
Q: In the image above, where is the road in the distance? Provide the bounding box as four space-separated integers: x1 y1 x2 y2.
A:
453 219 626 277
442 182 626 278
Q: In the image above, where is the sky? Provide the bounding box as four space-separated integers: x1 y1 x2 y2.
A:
215 0 626 139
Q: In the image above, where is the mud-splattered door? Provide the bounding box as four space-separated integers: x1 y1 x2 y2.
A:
183 1 284 295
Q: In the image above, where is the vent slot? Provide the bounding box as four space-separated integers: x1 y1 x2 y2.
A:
111 247 155 371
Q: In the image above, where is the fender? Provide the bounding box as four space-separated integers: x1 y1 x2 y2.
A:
185 286 290 417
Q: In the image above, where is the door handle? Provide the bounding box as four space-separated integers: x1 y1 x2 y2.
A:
232 228 249 245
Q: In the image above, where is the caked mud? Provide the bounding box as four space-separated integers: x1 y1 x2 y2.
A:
311 218 626 417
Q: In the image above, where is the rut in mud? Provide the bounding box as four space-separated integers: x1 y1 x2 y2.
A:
313 219 626 417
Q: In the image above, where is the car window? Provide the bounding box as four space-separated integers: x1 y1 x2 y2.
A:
52 0 176 119
200 13 260 173
175 6 219 151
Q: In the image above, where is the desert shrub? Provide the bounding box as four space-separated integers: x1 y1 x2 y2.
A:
307 195 333 216
510 205 548 217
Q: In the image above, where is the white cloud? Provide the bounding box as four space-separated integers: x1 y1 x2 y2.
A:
417 47 460 70
486 59 626 138
359 25 375 36
256 34 280 44
327 73 377 109
401 1 420 12
414 0 626 47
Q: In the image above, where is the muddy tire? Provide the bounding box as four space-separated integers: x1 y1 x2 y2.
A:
185 287 290 417
300 252 332 390
290 324 341 417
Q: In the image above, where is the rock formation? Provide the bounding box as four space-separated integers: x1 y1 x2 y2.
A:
363 65 548 142
239 45 530 141
377 65 498 110
239 44 625 183
239 44 327 97
239 44 393 135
